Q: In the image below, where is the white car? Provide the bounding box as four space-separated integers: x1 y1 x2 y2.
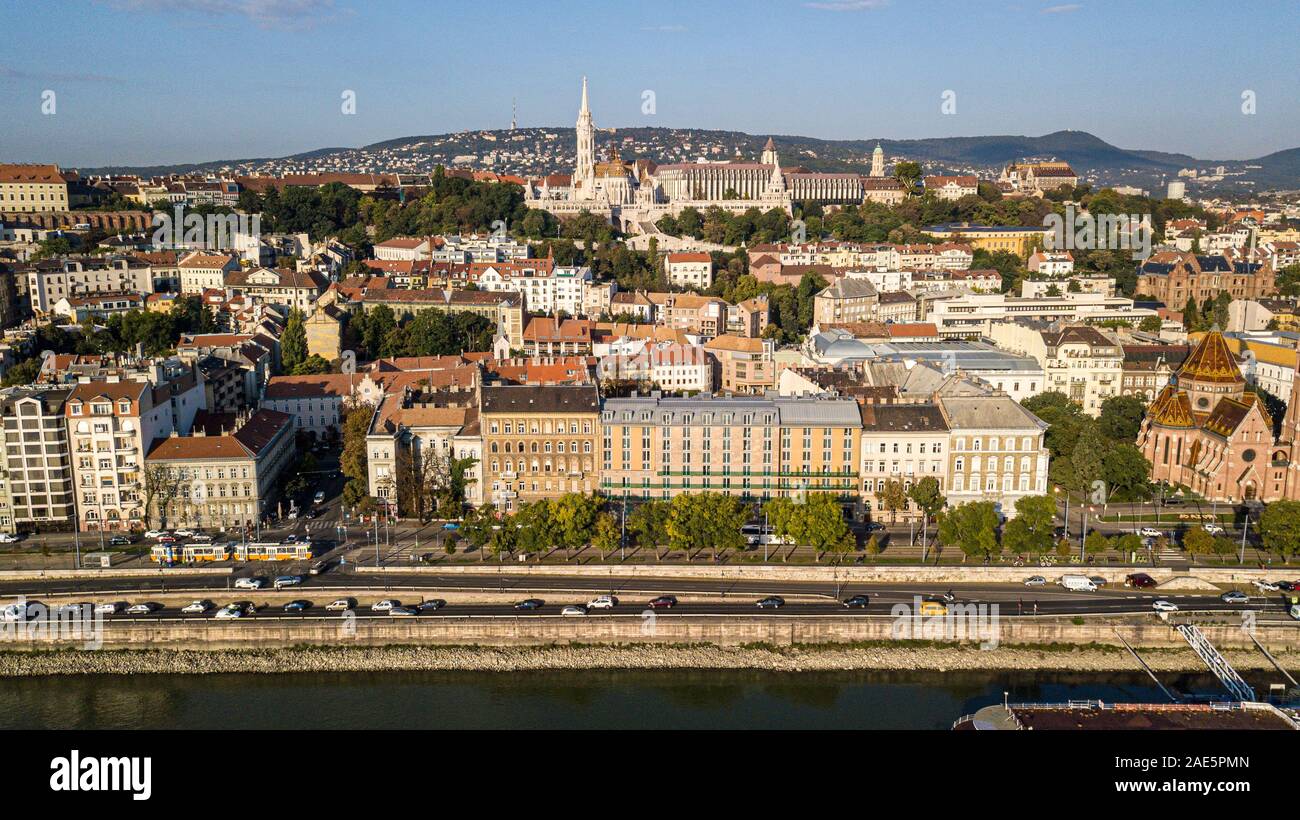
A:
325 598 355 611
213 604 243 620
1253 579 1281 592
1023 576 1047 587
371 599 398 612
144 530 168 539
233 577 265 590
94 601 125 615
313 490 326 505
560 605 588 616
1138 527 1162 538
586 595 617 609
180 600 211 614
0 533 19 544
1203 524 1225 536
126 603 158 615
172 529 195 538
1152 600 1179 612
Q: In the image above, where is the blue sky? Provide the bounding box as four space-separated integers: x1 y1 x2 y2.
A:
1 0 1297 167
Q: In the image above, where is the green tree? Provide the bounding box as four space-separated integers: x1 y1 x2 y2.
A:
937 502 1000 560
1183 525 1215 556
907 476 946 552
628 499 671 560
1001 495 1056 556
873 479 908 524
1258 500 1300 559
281 308 308 373
1084 530 1111 556
1097 395 1146 442
592 512 620 560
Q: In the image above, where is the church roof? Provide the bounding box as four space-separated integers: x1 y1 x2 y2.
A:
1147 384 1195 428
1202 395 1259 439
1177 330 1242 384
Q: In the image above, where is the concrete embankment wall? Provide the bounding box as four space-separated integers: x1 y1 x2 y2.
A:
360 563 1276 587
0 567 230 581
9 615 1296 652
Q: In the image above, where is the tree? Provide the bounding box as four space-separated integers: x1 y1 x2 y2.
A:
1258 500 1300 559
592 512 620 560
628 499 671 559
142 464 183 529
800 492 854 560
280 308 309 374
874 479 908 524
1139 315 1163 333
937 502 1000 560
1115 533 1143 560
2 358 41 387
893 160 922 193
667 492 747 560
1084 530 1111 556
907 476 946 553
549 492 602 559
1183 525 1215 556
1097 395 1146 442
1101 444 1153 501
1001 495 1056 556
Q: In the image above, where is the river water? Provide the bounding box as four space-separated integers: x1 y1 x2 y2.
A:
0 669 1254 729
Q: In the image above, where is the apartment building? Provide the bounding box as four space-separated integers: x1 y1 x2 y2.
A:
226 266 326 314
481 384 600 512
0 164 69 213
597 343 713 393
924 175 978 200
0 386 74 534
942 395 1050 513
1136 251 1275 306
813 278 879 326
20 256 154 315
365 389 483 511
260 373 353 440
859 403 948 521
926 292 1157 339
704 335 777 394
665 252 714 289
988 322 1123 415
178 252 240 294
143 409 295 530
323 286 525 346
599 393 861 510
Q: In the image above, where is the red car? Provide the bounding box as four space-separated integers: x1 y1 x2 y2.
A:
647 595 678 609
1125 573 1157 589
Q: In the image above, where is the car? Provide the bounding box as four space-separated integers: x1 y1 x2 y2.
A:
180 600 211 614
107 535 134 546
305 508 323 519
1138 527 1163 538
283 600 311 613
273 575 302 590
442 522 460 531
144 530 168 539
417 599 445 611
57 602 90 617
514 598 545 610
1277 581 1299 592
647 595 677 609
286 509 299 520
1152 600 1179 612
283 534 298 543
325 598 356 611
756 596 785 609
125 603 159 615
213 604 243 620
313 490 326 504
1125 573 1158 589
1023 576 1047 587
1088 576 1108 588
389 606 418 616
370 599 399 612
1253 580 1281 592
842 595 870 608
1203 524 1226 536
233 577 265 590
309 560 333 576
560 605 588 616
0 533 20 544
864 521 885 532
1162 496 1183 506
1220 590 1249 605
586 595 617 610
173 529 195 538
94 601 125 615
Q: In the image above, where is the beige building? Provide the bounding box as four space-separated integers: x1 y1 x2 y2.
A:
859 403 948 522
664 252 714 289
988 322 1122 415
813 278 879 326
227 266 326 314
0 164 69 213
178 252 240 294
599 394 861 510
0 386 75 534
941 395 1050 514
704 334 777 394
366 389 483 512
143 409 295 530
482 384 600 512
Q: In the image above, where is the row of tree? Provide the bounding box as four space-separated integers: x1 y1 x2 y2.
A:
341 304 496 362
1022 392 1153 504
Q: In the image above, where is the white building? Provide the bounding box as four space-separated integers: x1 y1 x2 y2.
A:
664 252 714 289
988 322 1123 416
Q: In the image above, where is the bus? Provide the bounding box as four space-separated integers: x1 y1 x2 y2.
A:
234 542 314 562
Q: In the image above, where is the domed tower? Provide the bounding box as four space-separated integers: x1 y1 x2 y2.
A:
1172 329 1244 415
871 143 885 177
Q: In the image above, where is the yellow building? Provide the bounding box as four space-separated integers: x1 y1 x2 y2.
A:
924 223 1051 258
0 164 69 213
482 384 601 511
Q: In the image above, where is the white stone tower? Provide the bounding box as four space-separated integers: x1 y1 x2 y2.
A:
871 143 885 177
761 137 778 167
575 77 596 198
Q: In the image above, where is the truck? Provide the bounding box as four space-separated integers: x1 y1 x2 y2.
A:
1059 574 1099 592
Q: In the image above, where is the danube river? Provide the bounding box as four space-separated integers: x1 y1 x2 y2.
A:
0 669 1249 730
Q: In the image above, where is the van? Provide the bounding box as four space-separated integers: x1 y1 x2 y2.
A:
1059 574 1098 592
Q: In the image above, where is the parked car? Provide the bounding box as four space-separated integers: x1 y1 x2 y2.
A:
864 521 885 532
560 605 588 616
273 575 302 590
173 529 195 538
647 595 677 609
94 601 125 615
325 598 356 611
1203 524 1226 536
1277 581 1299 592
144 530 168 539
108 535 134 546
1023 576 1047 587
1253 580 1281 592
125 602 159 615
586 595 617 610
1152 600 1179 612
1220 590 1249 605
755 596 785 609
309 560 333 576
313 490 326 505
283 600 311 613
1162 496 1183 506
1088 576 1108 588
514 598 545 611
180 600 212 614
417 599 445 612
0 533 21 544
1138 527 1163 538
1125 573 1158 589
371 599 398 612
233 577 265 590
842 594 870 608
1059 574 1098 592
442 522 460 531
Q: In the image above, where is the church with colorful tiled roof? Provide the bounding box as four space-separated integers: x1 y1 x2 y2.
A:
1138 329 1295 502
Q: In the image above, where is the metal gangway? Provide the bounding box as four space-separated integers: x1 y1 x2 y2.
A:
1175 623 1256 702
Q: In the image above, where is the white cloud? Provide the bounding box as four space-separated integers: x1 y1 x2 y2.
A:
1042 3 1082 13
103 0 342 30
803 0 889 10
